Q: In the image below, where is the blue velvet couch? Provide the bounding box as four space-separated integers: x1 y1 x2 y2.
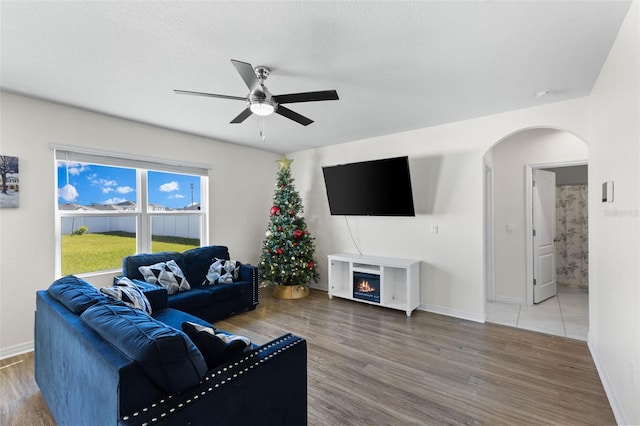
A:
35 276 307 426
121 245 259 322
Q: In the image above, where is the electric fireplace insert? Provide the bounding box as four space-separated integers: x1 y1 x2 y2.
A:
353 271 380 303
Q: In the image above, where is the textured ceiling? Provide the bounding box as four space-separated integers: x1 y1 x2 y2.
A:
0 1 631 154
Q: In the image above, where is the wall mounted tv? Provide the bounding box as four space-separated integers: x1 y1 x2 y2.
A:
322 156 415 216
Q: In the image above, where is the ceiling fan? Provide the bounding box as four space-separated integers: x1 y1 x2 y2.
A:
174 59 339 126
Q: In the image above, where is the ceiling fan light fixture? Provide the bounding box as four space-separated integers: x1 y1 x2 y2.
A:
250 100 276 116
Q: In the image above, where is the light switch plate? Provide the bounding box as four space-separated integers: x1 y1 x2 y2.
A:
602 180 614 203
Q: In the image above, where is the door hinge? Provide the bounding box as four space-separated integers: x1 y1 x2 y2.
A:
533 278 537 286
533 180 536 187
533 229 536 237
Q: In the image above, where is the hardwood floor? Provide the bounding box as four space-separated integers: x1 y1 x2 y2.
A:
1 289 614 425
0 352 54 426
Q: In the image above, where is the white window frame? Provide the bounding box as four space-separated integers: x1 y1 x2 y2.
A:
53 145 209 278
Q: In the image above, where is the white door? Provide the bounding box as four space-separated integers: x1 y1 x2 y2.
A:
533 169 557 304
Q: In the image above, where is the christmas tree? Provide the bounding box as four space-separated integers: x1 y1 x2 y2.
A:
259 156 319 289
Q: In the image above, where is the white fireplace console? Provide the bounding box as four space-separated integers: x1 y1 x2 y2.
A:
327 253 421 316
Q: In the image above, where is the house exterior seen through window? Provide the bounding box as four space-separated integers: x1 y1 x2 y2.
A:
56 156 206 276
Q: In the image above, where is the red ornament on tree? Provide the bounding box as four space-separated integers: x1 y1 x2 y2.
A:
307 261 314 269
278 226 283 232
293 229 303 239
289 210 295 216
276 248 283 255
270 206 280 215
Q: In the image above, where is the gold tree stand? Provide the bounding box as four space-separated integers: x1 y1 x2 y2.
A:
272 285 310 300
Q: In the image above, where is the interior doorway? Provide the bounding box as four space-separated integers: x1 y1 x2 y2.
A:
488 162 589 340
525 162 589 304
539 164 589 291
483 128 589 340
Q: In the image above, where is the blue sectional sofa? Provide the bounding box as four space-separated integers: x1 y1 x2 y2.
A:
121 245 259 322
35 275 307 426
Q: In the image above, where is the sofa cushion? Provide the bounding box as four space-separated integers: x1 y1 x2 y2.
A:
48 275 112 314
182 246 230 284
122 251 186 281
152 307 211 331
138 260 190 295
196 281 251 302
100 277 152 315
203 258 241 285
80 303 207 394
182 321 251 369
165 288 212 312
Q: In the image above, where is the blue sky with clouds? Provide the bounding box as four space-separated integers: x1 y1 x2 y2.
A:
148 170 201 208
57 162 200 208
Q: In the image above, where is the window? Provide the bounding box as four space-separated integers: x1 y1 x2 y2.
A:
147 170 202 253
55 148 208 276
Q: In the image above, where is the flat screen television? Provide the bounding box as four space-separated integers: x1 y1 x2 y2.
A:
322 156 415 216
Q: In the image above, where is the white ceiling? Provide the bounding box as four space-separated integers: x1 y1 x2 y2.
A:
0 1 631 154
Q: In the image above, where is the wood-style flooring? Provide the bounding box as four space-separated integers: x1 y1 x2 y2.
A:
1 289 614 425
1 352 53 425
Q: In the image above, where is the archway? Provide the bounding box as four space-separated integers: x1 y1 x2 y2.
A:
484 127 589 340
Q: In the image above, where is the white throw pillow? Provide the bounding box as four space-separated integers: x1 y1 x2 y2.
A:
203 258 241 285
138 260 190 295
100 277 152 315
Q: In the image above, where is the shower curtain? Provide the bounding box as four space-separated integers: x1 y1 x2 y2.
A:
555 184 588 287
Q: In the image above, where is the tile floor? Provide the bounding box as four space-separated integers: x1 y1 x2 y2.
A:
486 286 589 341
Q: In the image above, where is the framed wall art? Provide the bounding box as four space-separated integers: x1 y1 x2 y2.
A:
0 155 19 208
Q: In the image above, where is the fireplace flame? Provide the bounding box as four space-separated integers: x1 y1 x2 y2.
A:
356 280 377 293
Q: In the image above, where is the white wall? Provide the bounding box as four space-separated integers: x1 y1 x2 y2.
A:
587 1 640 424
491 129 588 302
0 92 279 357
288 97 589 322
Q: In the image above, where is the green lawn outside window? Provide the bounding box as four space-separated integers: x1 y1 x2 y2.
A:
61 232 199 276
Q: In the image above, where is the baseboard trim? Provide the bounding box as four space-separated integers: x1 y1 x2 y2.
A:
588 336 628 425
310 283 328 291
558 282 588 290
0 341 34 360
419 304 485 323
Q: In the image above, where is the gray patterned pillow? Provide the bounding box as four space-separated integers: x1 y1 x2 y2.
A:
203 258 241 285
138 259 191 295
100 277 152 315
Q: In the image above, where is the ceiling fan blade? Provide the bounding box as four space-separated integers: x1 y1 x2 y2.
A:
230 108 253 124
273 90 339 104
231 59 261 94
276 106 314 126
174 89 246 101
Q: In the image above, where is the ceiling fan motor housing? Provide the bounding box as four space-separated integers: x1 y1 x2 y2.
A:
249 82 277 115
254 66 270 82
249 66 278 115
